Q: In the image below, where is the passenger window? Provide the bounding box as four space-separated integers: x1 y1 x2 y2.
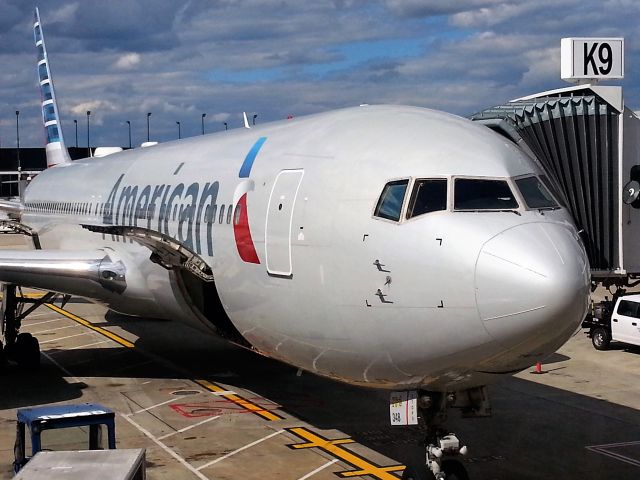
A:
234 205 242 225
454 179 518 210
407 179 447 219
374 180 409 221
219 204 225 224
515 176 558 209
226 205 233 224
617 300 640 319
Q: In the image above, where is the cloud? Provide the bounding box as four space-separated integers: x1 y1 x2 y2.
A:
113 52 141 70
384 0 501 17
0 0 639 147
70 100 117 116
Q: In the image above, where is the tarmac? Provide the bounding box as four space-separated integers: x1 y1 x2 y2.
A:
1 234 640 479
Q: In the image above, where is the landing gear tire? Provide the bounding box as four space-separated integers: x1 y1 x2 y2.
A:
15 333 40 369
402 459 469 480
592 327 611 350
440 460 469 480
402 463 430 480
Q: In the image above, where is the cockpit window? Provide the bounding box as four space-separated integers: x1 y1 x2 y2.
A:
515 176 559 209
374 180 408 221
454 178 518 210
406 179 447 219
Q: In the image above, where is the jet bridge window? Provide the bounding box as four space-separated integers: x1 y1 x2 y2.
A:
374 180 408 222
454 178 518 210
406 179 447 219
515 176 558 210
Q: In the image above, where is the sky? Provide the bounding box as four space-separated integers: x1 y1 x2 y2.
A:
0 0 639 148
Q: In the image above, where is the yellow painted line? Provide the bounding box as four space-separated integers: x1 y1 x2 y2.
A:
195 379 284 421
45 303 135 348
19 292 47 299
287 427 404 480
0 292 46 300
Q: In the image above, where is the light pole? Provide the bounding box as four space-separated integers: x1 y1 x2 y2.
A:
15 110 21 174
73 119 78 147
176 121 181 139
252 114 257 126
223 122 228 131
126 120 131 148
201 113 206 135
146 112 151 142
86 110 91 157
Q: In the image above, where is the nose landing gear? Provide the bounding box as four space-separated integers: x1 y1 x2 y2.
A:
401 387 491 480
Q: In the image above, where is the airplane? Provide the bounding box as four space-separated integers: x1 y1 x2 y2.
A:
0 8 590 479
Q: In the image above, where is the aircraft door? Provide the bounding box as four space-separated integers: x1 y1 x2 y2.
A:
265 169 304 277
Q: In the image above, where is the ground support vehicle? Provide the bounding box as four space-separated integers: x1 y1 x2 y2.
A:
13 403 116 473
583 293 640 350
13 449 145 480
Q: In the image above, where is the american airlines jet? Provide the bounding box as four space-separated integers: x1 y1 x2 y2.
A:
0 8 590 479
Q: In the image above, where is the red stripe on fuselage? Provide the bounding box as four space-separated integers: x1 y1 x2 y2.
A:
233 193 260 264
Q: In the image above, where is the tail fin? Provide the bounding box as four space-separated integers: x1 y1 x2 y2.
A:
34 7 72 167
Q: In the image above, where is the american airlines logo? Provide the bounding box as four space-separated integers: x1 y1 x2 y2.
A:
100 136 267 262
102 175 220 257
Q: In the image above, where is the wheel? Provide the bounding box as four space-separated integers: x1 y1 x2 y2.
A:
16 333 40 369
441 460 469 480
592 327 611 351
402 463 431 480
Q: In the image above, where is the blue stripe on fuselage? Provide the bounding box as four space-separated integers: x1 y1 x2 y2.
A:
239 137 267 178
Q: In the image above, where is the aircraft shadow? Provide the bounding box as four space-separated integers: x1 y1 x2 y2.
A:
7 311 640 479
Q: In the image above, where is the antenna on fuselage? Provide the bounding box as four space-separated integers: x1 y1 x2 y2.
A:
34 7 72 167
243 112 251 129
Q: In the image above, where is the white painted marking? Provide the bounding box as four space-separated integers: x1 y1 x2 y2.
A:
196 430 284 470
211 390 236 396
24 312 50 318
23 317 64 326
586 441 640 468
39 332 91 344
588 440 640 448
31 324 76 335
128 396 180 415
158 415 221 440
297 459 338 480
121 414 210 480
67 339 110 350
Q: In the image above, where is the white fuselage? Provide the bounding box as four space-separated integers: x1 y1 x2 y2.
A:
19 105 590 391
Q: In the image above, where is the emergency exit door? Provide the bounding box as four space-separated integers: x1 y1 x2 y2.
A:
265 169 304 276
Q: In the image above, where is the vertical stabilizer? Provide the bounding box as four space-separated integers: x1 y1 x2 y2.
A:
34 7 72 167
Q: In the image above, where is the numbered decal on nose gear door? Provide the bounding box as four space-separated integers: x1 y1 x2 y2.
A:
389 391 418 425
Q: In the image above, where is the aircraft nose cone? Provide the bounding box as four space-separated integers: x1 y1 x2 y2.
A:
475 222 590 357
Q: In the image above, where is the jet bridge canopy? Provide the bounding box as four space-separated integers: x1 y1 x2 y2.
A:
471 85 640 279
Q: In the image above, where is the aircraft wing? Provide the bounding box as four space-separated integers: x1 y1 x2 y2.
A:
0 249 127 298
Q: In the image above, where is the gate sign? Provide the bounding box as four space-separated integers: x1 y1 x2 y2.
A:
561 38 624 83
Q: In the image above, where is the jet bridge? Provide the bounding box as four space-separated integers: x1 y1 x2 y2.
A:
471 85 640 283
